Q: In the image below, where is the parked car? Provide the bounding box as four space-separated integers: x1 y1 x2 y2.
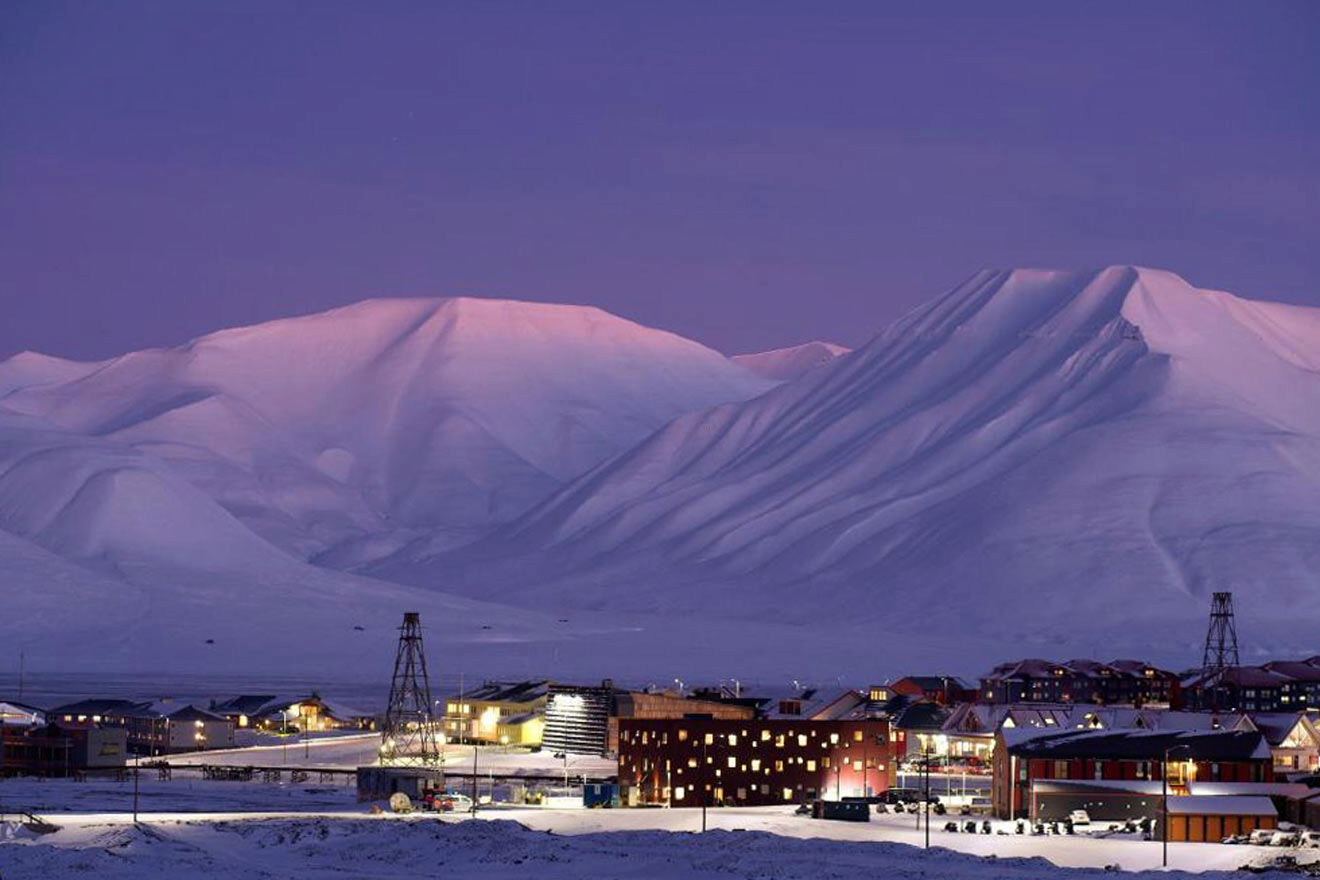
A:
1299 830 1320 848
1069 810 1092 826
1269 830 1300 847
881 789 920 805
429 792 474 813
1248 829 1277 845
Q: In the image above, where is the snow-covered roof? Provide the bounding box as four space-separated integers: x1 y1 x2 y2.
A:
1188 782 1320 798
1030 779 1166 795
0 700 45 726
1164 795 1277 816
1003 727 1272 762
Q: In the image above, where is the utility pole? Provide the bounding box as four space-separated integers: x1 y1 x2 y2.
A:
701 735 708 833
923 746 931 849
132 761 140 823
470 737 478 814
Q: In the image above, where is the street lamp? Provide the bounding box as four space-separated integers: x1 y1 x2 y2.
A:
1162 743 1193 868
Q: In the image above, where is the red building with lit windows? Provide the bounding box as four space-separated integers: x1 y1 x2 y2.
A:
617 717 898 807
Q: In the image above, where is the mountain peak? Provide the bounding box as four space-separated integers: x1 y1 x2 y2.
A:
732 340 851 382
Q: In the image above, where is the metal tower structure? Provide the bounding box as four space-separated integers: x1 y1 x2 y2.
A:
1201 591 1240 673
380 612 440 766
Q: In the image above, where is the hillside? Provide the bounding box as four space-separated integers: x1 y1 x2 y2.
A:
732 341 851 381
0 298 773 564
382 267 1320 666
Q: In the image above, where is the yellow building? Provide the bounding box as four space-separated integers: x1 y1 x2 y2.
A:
444 681 548 746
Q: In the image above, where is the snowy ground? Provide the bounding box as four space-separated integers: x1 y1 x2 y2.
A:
158 733 616 778
3 809 1317 880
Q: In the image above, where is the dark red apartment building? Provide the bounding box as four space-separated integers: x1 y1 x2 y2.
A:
617 717 898 807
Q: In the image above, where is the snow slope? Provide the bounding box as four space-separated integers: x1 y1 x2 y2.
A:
733 340 851 381
1 812 1306 878
0 298 772 563
391 268 1320 666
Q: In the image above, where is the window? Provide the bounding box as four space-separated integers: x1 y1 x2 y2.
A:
775 760 784 772
853 760 863 771
704 733 714 745
678 729 688 742
830 733 839 744
728 734 738 746
761 729 770 741
751 759 761 771
688 758 697 768
853 730 864 742
727 757 737 768
674 787 686 800
797 734 808 747
782 788 794 801
806 760 816 772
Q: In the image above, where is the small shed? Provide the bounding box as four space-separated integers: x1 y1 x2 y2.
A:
356 766 444 803
1164 795 1277 842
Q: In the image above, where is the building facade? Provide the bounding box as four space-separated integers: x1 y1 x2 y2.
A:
442 680 549 746
1182 658 1320 713
993 727 1274 819
618 717 897 807
980 659 1177 707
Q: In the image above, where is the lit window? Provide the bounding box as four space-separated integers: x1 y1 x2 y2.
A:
806 760 817 772
853 760 863 771
688 758 697 768
775 760 784 772
751 759 761 771
727 757 736 768
761 729 770 741
728 734 738 746
797 735 807 747
679 729 688 742
830 733 839 744
782 788 793 801
704 733 714 745
675 787 686 800
853 730 864 742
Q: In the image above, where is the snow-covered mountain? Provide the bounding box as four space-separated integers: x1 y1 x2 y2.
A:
0 298 773 564
733 341 850 381
383 267 1320 665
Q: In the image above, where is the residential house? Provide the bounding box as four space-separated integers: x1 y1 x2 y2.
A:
210 694 375 732
50 699 234 755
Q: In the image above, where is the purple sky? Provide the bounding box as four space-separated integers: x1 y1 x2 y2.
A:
2 1 1318 361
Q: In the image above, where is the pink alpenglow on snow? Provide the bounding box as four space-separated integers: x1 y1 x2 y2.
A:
732 341 852 382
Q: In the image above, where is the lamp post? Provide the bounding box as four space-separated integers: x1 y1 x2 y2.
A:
1162 743 1192 868
700 736 708 833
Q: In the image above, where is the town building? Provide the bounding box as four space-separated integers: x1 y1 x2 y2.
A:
1 722 127 776
50 699 234 755
992 727 1275 820
210 694 375 732
0 700 45 728
887 676 977 707
541 681 760 757
980 658 1178 706
442 680 548 746
617 717 898 807
1182 657 1320 713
